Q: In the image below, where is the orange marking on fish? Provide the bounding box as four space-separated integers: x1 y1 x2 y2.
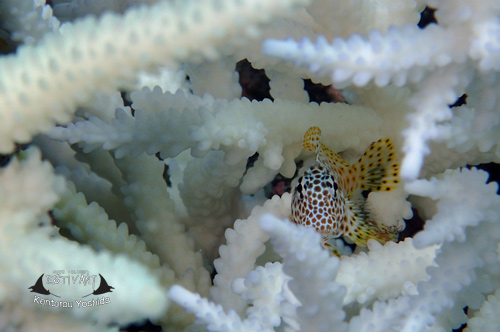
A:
291 127 401 255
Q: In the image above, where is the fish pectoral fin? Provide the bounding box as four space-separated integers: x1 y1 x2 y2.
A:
346 214 399 247
344 198 398 247
322 241 343 257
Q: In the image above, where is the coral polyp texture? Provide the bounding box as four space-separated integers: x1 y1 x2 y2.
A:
0 0 499 331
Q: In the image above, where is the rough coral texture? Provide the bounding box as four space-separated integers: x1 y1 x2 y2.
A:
1 0 500 331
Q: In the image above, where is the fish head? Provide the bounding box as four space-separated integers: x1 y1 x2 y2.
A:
291 161 346 238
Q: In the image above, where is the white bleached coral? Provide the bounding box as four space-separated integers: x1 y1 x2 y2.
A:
336 238 438 306
263 0 500 180
0 0 310 153
211 194 291 316
406 167 499 247
49 86 407 195
465 289 500 332
0 0 60 45
0 148 168 330
260 214 348 332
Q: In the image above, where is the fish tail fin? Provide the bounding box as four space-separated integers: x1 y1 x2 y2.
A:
303 126 322 152
351 137 400 194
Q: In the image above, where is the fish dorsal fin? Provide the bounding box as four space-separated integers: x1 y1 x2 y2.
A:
303 126 350 187
303 126 322 152
344 137 400 195
318 142 350 186
302 128 400 196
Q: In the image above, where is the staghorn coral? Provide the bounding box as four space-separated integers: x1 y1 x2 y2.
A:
0 0 500 331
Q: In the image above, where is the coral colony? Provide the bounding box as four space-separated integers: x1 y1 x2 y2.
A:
1 0 500 331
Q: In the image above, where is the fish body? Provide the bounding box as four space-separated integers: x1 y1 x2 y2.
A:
291 127 400 253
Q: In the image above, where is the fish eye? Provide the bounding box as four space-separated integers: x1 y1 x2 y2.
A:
296 185 304 199
295 180 304 200
330 175 338 191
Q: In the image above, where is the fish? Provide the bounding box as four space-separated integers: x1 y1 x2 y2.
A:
291 126 400 255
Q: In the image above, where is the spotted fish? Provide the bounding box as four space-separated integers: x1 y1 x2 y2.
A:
291 126 400 254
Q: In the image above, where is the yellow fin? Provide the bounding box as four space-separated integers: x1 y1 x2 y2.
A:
303 127 351 189
344 200 399 246
303 126 322 152
345 138 400 195
302 128 399 196
323 242 343 257
348 216 399 246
